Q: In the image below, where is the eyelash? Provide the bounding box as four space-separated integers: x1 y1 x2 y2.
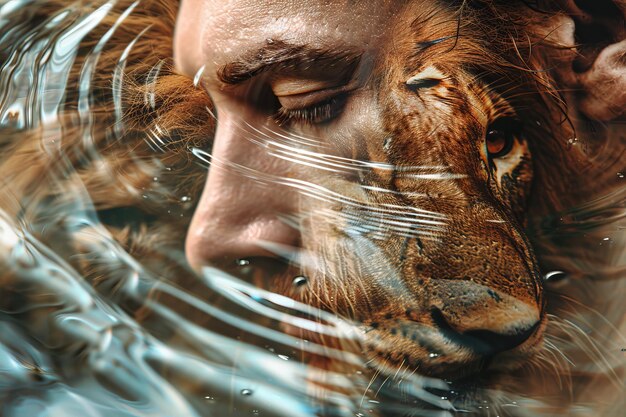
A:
271 93 348 126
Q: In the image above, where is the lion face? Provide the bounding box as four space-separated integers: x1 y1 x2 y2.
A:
178 1 554 382
289 14 545 380
329 82 540 376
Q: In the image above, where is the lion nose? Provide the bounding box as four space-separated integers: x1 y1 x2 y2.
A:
462 325 540 354
185 112 301 272
429 281 542 356
431 308 540 356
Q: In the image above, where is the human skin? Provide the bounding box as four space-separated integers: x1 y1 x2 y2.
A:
174 0 403 270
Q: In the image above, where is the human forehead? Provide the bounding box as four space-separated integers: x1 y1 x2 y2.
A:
175 0 401 77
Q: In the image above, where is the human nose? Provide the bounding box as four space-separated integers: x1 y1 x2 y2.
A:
185 112 301 272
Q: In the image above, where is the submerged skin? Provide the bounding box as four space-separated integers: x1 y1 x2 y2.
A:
173 0 545 379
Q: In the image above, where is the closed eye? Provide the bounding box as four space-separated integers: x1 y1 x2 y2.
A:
271 92 349 126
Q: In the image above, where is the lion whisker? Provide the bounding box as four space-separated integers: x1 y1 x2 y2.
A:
361 364 383 408
539 341 567 391
543 336 575 367
549 297 626 345
545 316 623 391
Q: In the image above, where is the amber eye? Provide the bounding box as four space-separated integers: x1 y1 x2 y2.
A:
486 129 513 157
485 118 519 159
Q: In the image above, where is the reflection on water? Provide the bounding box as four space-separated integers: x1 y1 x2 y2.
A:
0 1 623 416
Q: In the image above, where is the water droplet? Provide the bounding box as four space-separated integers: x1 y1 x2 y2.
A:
193 65 206 87
240 388 253 396
142 195 148 199
543 270 566 282
382 136 392 151
237 259 250 266
535 120 542 126
181 196 191 202
152 177 159 182
617 172 624 179
277 354 289 361
603 237 610 241
292 275 308 287
428 352 439 358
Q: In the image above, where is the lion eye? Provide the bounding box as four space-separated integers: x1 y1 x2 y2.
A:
485 118 520 159
486 129 513 158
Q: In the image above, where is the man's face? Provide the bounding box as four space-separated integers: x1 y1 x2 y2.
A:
174 0 400 270
173 0 546 380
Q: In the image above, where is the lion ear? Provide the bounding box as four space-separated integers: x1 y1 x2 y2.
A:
549 0 626 121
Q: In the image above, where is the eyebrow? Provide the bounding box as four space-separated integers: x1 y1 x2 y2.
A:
217 40 363 85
